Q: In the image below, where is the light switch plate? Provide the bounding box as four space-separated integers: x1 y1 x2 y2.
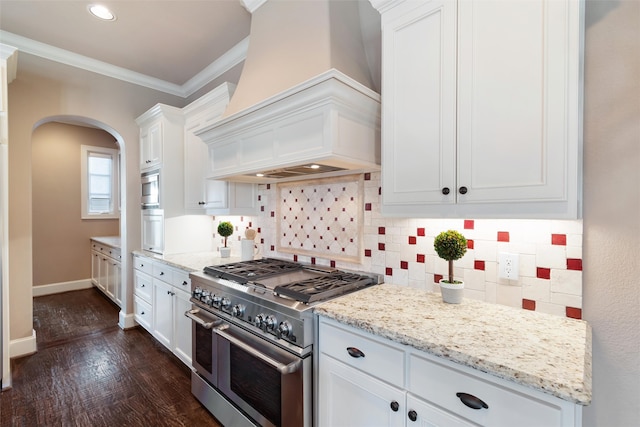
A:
499 252 519 280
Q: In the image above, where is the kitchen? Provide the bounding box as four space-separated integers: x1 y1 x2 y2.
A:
1 0 638 426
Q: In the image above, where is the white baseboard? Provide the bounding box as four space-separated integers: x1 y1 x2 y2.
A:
119 311 137 330
32 279 93 297
9 329 37 358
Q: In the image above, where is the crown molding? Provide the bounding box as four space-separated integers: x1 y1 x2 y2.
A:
239 0 268 14
0 30 249 98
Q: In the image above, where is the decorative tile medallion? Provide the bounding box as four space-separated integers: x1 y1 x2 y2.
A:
276 175 363 263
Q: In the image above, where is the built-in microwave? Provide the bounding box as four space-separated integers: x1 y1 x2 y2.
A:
141 169 160 209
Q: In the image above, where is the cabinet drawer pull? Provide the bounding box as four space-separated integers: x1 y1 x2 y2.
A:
408 410 417 422
456 392 488 410
390 401 399 412
441 187 450 195
458 186 468 194
346 347 365 358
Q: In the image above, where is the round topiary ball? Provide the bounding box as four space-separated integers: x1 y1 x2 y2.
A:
434 230 467 261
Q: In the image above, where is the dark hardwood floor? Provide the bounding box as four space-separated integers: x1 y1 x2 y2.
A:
1 288 223 427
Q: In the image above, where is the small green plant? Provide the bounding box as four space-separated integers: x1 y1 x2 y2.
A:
434 230 467 284
217 221 234 247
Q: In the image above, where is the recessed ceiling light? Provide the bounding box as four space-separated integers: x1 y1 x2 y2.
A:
88 4 116 21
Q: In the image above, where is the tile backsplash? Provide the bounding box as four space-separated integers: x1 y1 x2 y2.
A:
225 172 583 319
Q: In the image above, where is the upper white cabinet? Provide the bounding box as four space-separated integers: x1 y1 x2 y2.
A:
183 83 257 215
136 104 185 217
373 0 584 218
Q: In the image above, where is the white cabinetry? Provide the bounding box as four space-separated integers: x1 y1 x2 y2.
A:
140 120 163 171
183 83 257 215
133 254 192 367
374 0 583 218
90 239 121 306
141 210 164 253
317 317 581 427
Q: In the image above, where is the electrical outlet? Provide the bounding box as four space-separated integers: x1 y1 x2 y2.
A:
499 252 519 280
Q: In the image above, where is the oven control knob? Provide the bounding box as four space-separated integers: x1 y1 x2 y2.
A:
264 315 277 331
220 297 231 309
277 321 292 339
199 290 210 301
231 304 245 317
254 314 265 329
192 287 203 298
212 295 222 306
202 295 213 305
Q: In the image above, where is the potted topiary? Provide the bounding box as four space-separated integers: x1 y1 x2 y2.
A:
434 230 468 304
217 221 234 258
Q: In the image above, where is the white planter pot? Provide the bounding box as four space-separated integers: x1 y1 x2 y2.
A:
220 247 231 258
439 279 464 304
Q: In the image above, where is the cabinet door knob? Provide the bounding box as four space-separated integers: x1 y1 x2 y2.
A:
459 186 468 194
408 410 418 422
441 187 450 195
390 401 399 412
346 347 365 358
198 201 206 205
456 392 488 410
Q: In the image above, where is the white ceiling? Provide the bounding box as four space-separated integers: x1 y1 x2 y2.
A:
0 0 253 97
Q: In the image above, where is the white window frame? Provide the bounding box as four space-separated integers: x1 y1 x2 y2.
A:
81 144 120 219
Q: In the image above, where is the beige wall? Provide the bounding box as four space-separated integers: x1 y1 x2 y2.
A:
8 52 185 340
31 122 119 287
582 0 640 425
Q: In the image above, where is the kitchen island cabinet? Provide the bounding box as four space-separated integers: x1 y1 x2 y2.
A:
373 0 583 219
90 237 121 306
315 284 591 427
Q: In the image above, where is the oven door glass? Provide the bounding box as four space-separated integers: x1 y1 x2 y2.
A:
216 324 309 427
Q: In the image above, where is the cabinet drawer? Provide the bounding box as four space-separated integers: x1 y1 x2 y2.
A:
133 255 154 275
152 262 173 281
134 296 152 332
319 319 404 387
408 353 565 427
172 269 192 291
106 247 121 260
134 269 153 303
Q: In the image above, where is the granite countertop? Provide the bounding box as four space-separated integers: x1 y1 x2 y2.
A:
315 283 592 406
132 250 244 272
91 236 121 248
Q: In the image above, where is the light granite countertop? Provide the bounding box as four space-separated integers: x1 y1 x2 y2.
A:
91 236 121 248
314 283 592 406
132 250 245 272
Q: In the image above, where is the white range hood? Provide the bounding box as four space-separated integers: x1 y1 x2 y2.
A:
196 0 381 183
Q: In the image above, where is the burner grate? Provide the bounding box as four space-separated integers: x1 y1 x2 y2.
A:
203 258 302 284
274 272 374 304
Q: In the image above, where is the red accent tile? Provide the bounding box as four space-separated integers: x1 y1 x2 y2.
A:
270 245 275 251
260 238 264 244
417 228 425 237
467 239 474 249
365 249 372 257
364 173 371 180
258 195 262 201
311 257 316 264
497 231 510 242
416 254 425 263
567 259 583 271
386 267 393 276
474 260 485 271
464 220 474 229
378 187 381 195
365 203 372 211
270 211 275 217
266 184 271 189
378 243 385 251
552 234 567 245
378 227 386 235
566 307 582 319
408 236 417 245
522 299 536 311
261 206 265 212
293 255 298 262
537 267 551 280
434 274 443 283
257 227 261 233
330 261 336 268
400 261 408 270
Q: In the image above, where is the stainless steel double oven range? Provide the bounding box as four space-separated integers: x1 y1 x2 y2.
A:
186 258 379 427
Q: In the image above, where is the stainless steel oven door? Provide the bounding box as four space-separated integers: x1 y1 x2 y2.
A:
185 308 222 386
216 322 312 427
141 170 160 209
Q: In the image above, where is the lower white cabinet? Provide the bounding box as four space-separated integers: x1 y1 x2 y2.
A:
133 254 193 367
317 317 582 427
141 210 164 254
90 239 121 307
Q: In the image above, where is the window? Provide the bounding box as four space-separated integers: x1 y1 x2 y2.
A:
81 145 119 219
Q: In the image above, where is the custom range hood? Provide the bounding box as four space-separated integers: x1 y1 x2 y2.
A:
196 0 381 183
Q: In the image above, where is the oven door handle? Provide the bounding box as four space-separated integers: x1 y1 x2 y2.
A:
215 327 302 375
184 308 223 330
